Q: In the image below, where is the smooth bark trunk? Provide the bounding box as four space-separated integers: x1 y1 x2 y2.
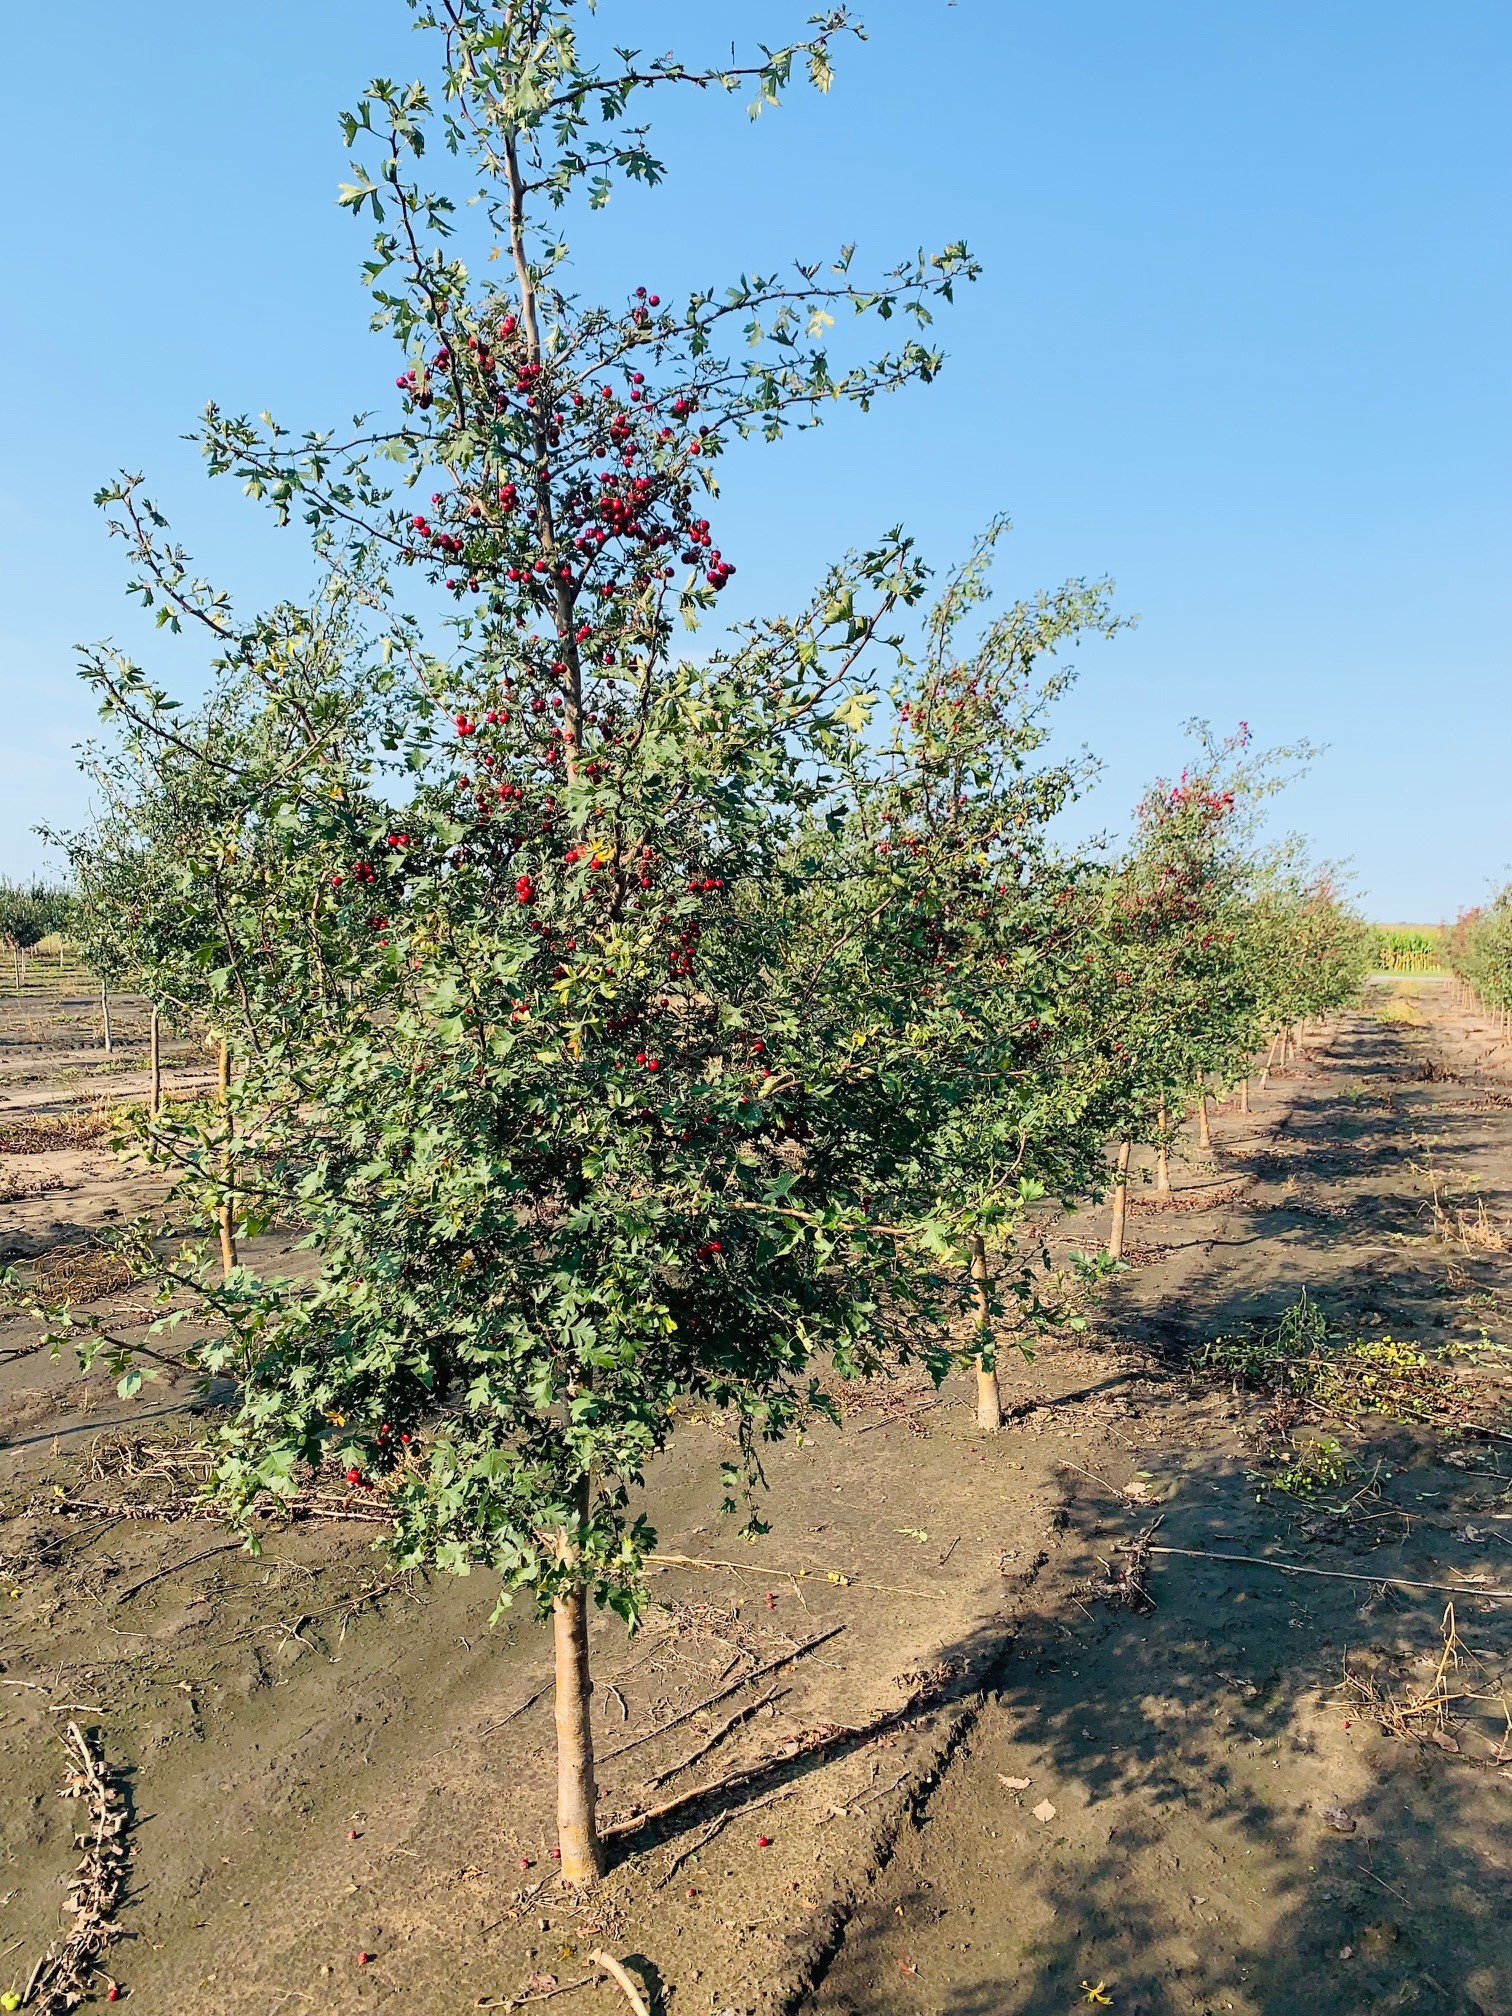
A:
553 1480 603 1886
1196 1075 1212 1151
217 1038 238 1279
101 981 113 1054
1239 1075 1250 1114
1108 1139 1132 1260
1155 1105 1171 1195
970 1233 1001 1432
149 1006 162 1118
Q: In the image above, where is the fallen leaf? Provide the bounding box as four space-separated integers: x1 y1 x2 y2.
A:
1081 1981 1114 2006
998 1774 1032 1791
1321 1805 1356 1833
1032 1798 1058 1823
1427 1730 1460 1753
897 1958 918 1977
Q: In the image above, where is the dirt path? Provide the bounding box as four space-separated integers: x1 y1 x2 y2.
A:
808 986 1512 2016
1 982 1508 2016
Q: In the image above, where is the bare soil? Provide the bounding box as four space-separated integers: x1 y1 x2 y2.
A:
1 981 1509 2016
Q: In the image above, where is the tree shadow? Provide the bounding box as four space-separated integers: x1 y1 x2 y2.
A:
799 1007 1511 2015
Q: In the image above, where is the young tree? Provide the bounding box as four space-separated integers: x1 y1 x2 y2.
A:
836 521 1127 1429
76 0 981 1885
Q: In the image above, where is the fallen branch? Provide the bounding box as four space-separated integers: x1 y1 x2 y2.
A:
588 1952 651 2016
1148 1545 1512 1602
853 1397 946 1435
605 1687 933 1844
653 1782 798 1888
114 1540 245 1603
481 1682 551 1735
22 1723 129 2013
597 1623 845 1764
641 1686 786 1792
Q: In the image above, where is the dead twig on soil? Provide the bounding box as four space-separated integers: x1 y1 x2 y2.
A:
113 1539 245 1603
1147 1544 1512 1602
597 1624 845 1763
21 1722 129 2014
588 1952 652 2016
1337 1603 1512 1758
482 1684 552 1735
1087 1519 1162 1613
640 1686 786 1792
653 1783 798 1887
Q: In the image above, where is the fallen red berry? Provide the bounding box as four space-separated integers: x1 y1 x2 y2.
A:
757 1835 771 1848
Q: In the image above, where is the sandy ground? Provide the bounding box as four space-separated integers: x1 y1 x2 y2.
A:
1 980 1509 2016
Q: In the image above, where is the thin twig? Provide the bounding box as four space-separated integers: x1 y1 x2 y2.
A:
1148 1545 1512 1602
596 1624 845 1764
482 1682 551 1734
653 1783 798 1888
640 1687 786 1792
588 1952 651 2016
114 1540 245 1603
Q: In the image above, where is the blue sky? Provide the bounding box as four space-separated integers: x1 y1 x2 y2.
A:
2 1 1507 918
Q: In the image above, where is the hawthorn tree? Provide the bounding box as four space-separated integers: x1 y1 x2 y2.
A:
1450 889 1512 1027
831 521 1127 1428
75 0 984 1884
1085 726 1304 1231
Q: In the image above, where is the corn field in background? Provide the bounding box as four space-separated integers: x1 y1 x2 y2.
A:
1372 925 1446 974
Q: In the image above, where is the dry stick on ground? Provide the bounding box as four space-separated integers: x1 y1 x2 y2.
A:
113 1539 245 1603
588 1951 652 2016
852 1396 947 1435
481 1682 552 1734
1145 1545 1512 1602
640 1685 788 1792
652 1783 798 1889
605 1677 939 1843
650 1551 933 1600
22 1722 130 2014
596 1623 846 1764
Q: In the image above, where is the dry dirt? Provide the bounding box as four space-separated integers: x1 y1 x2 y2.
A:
1 981 1509 2016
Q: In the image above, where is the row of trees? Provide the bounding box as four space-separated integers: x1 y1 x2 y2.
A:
0 878 73 990
1447 891 1512 1028
46 0 1370 1883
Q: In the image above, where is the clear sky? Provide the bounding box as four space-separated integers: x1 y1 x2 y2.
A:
1 1 1507 918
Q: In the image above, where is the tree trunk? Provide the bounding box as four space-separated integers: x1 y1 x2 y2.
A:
970 1233 1001 1432
149 1006 162 1118
1108 1139 1131 1260
101 981 113 1054
553 1481 603 1887
217 1038 238 1279
1239 1075 1250 1114
1155 1105 1171 1195
1259 1030 1280 1087
1196 1075 1212 1151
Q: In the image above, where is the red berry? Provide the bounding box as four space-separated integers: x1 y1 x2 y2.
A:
757 1835 772 1848
346 1467 362 1485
